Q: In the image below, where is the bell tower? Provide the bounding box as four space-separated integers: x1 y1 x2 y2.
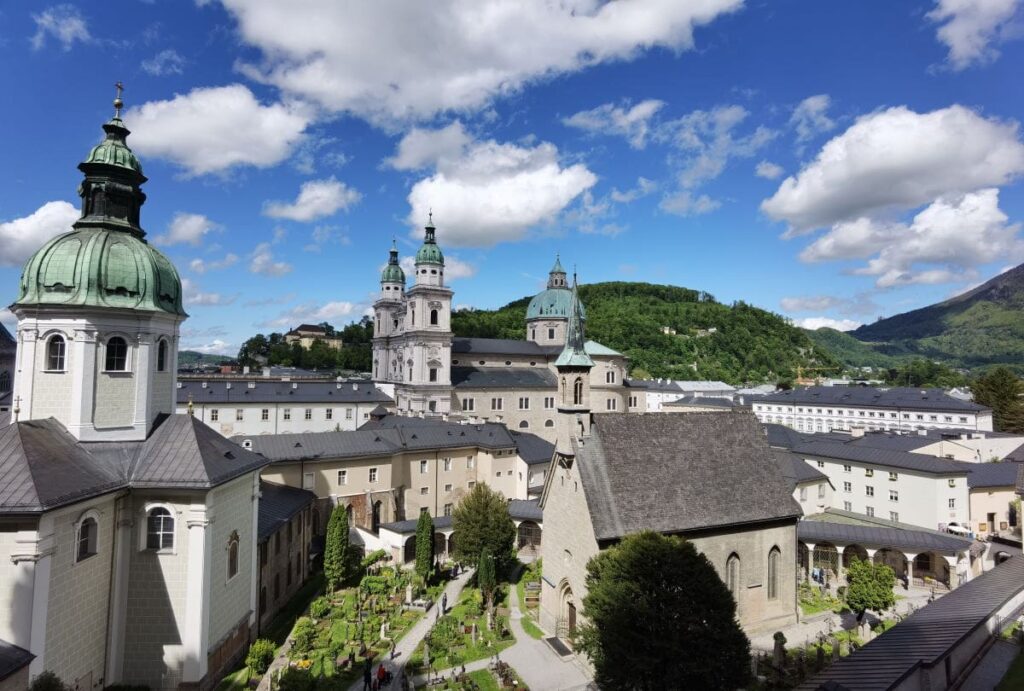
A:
554 277 594 456
372 240 406 382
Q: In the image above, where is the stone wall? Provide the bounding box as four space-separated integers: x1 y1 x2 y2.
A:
257 504 311 633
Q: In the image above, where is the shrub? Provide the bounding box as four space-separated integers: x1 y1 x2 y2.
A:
277 667 314 691
30 672 68 691
292 617 317 655
310 596 331 619
246 638 276 675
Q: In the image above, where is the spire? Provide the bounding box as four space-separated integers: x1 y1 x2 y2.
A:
381 237 405 284
548 254 567 288
114 80 124 118
555 277 593 368
415 214 444 266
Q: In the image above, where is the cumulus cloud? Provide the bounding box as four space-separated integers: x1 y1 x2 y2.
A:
397 126 597 246
0 201 78 267
399 255 476 280
658 191 721 216
386 122 473 170
257 300 362 329
799 217 895 263
794 317 862 331
790 94 835 144
141 48 186 76
563 99 666 149
126 84 311 176
263 177 361 222
780 293 880 317
183 339 233 356
153 213 221 246
762 105 1024 233
31 5 91 51
181 278 238 307
303 225 350 253
217 0 742 124
927 0 1021 70
755 161 784 180
189 253 238 274
249 242 293 276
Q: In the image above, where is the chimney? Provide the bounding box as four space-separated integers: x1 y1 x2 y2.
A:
352 383 358 391
243 366 250 374
850 426 865 438
262 367 271 377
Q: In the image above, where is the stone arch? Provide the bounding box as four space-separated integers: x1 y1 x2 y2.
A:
811 542 839 584
842 544 870 569
517 520 542 553
433 532 447 560
447 532 456 555
874 547 907 579
558 579 577 640
403 536 416 564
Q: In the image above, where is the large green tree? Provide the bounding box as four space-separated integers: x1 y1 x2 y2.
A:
451 484 516 571
577 531 751 691
972 366 1024 433
324 504 352 591
845 557 896 622
477 549 497 611
415 510 435 580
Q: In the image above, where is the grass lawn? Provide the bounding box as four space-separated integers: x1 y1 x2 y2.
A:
408 587 516 674
214 666 252 691
997 649 1024 691
467 669 501 691
521 617 544 640
263 573 325 646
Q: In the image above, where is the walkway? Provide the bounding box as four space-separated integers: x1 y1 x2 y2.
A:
959 639 1021 691
412 573 594 690
348 568 474 691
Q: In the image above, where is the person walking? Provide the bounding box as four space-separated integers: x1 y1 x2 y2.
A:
362 657 373 691
442 592 448 614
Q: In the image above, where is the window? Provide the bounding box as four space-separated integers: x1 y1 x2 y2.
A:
544 397 555 409
335 470 347 486
429 368 438 382
444 483 453 492
865 486 874 497
767 547 780 600
629 395 638 408
157 339 168 372
236 409 244 421
573 378 583 405
46 335 67 370
889 511 899 522
726 554 740 599
548 328 555 340
146 507 174 550
843 501 852 511
105 336 128 371
818 483 826 499
443 458 452 472
467 456 475 469
606 398 617 411
463 397 475 412
283 408 291 421
518 420 529 429
889 489 898 502
948 498 956 509
799 487 808 501
816 460 825 468
929 415 938 422
843 464 852 473
518 397 530 410
959 416 968 423
209 409 220 422
865 468 874 477
420 460 428 474
865 506 875 517
606 371 615 384
430 309 438 325
369 467 378 483
444 503 453 517
261 408 269 421
948 479 956 488
545 419 554 428
843 481 852 493
227 531 239 580
888 472 898 481
326 408 333 420
76 515 98 562
491 397 503 411
303 472 314 490
420 487 429 495
346 408 353 420
304 408 312 420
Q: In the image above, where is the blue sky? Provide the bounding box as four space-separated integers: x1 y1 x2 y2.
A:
1 1 1023 355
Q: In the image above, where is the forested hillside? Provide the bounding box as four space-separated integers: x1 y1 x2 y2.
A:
453 282 840 384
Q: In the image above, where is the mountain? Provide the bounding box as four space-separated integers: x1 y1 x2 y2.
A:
847 263 1024 370
452 282 840 384
802 327 903 370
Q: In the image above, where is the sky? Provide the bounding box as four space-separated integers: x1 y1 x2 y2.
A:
1 0 1023 355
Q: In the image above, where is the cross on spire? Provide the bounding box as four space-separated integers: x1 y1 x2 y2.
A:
113 81 125 118
428 208 433 225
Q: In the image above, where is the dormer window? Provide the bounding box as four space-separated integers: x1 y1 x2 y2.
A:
105 336 128 371
46 334 66 371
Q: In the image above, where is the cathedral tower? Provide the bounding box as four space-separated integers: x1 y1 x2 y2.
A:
525 256 580 347
554 278 594 456
372 241 406 381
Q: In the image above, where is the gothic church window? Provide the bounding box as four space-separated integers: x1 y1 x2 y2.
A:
157 339 168 371
767 547 780 600
105 336 128 371
726 553 740 599
47 334 66 371
227 531 240 580
573 378 583 405
76 515 98 562
430 309 438 325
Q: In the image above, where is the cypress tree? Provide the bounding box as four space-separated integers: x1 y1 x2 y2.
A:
324 504 351 591
415 510 435 580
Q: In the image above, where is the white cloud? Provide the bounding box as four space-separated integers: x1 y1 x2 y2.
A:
218 0 743 124
249 242 293 276
927 0 1021 70
563 99 665 149
799 217 895 263
257 301 362 329
141 48 186 76
181 278 237 307
126 84 311 176
0 308 17 332
386 122 472 170
610 177 657 203
263 177 361 222
790 94 835 144
780 293 880 316
399 255 476 280
182 339 233 356
31 5 90 51
189 253 238 274
398 127 597 246
658 191 720 216
762 105 1024 233
0 201 78 267
153 213 220 246
303 225 350 253
795 317 862 331
755 161 784 180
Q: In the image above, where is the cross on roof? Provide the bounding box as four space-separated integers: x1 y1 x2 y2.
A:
114 81 124 118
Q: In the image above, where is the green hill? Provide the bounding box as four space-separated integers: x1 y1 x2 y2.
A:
178 350 232 367
452 282 840 384
802 327 903 370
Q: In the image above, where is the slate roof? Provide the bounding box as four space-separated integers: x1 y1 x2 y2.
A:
798 556 1024 691
773 449 829 486
0 639 33 682
509 498 543 521
451 366 557 389
626 379 735 393
797 518 972 555
177 379 392 405
380 515 453 534
663 395 737 408
966 461 1022 489
791 440 969 476
257 481 316 543
575 412 801 541
452 337 623 359
764 423 814 450
760 386 989 413
1017 462 1024 495
510 431 554 465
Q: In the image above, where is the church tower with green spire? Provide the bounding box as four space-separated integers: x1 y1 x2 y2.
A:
554 277 594 457
525 255 581 347
11 86 186 441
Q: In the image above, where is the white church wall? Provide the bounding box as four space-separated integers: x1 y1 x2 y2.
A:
207 474 258 650
0 523 39 653
27 327 75 423
93 340 138 429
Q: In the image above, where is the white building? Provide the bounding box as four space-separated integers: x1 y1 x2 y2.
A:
754 386 992 434
624 378 736 412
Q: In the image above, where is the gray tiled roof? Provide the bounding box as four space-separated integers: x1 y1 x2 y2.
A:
381 515 453 534
0 639 33 682
773 449 829 486
760 386 988 413
664 395 736 408
1017 462 1024 494
509 498 542 521
510 431 554 465
797 518 972 554
798 556 1024 691
626 379 735 392
453 338 550 356
966 461 1022 489
764 423 814 450
176 379 392 405
258 481 316 543
577 413 801 541
451 366 557 389
792 440 969 476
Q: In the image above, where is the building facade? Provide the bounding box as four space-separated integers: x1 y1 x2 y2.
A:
284 324 343 350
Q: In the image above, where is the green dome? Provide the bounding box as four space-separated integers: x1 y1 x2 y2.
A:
82 118 145 176
526 287 585 321
15 227 186 316
415 223 445 265
381 245 405 283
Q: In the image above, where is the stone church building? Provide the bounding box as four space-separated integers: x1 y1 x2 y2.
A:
0 94 268 689
539 284 801 640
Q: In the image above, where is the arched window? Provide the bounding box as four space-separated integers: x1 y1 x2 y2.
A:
519 420 529 429
146 507 174 550
76 514 99 562
430 309 439 325
767 547 781 600
544 419 554 428
227 530 240 579
47 335 66 371
0 371 9 393
573 377 583 405
105 336 128 371
157 339 168 372
726 553 740 599
372 500 382 533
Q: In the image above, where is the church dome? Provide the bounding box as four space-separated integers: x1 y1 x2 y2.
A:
381 242 405 284
82 118 144 175
415 222 445 265
526 287 584 321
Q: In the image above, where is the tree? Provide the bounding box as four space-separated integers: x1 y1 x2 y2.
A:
451 483 516 571
477 549 497 613
415 510 435 580
324 504 352 591
246 638 276 675
29 672 68 691
844 557 896 623
972 366 1024 433
577 531 751 691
